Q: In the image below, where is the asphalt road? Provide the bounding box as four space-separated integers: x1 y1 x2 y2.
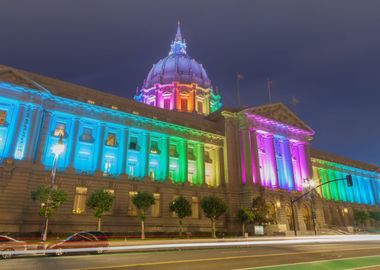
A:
1 240 380 270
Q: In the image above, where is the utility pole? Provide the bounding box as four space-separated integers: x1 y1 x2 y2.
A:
267 79 273 104
236 73 244 107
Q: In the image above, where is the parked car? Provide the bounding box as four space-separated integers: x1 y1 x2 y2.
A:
47 231 109 256
0 235 27 259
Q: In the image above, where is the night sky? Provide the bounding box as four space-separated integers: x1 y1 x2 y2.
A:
1 1 379 165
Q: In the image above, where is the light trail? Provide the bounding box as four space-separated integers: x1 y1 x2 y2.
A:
2 234 380 257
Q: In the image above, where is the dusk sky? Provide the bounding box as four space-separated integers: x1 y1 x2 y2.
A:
1 0 379 165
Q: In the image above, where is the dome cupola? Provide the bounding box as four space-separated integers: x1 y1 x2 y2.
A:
134 22 222 116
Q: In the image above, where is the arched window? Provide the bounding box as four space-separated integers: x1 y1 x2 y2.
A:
302 204 312 231
285 205 294 230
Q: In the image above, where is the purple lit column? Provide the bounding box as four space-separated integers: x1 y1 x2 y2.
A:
290 142 303 191
265 134 278 188
239 128 252 185
298 143 312 181
249 130 261 185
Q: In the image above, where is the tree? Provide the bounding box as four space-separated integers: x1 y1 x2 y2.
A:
169 196 192 237
237 208 254 236
353 209 369 228
200 195 227 238
31 186 68 239
132 191 155 239
251 195 273 225
86 189 115 231
369 211 380 221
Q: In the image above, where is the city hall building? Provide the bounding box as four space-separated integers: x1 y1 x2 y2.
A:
0 24 379 236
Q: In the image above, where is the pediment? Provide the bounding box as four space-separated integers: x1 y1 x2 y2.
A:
242 103 314 133
0 65 48 92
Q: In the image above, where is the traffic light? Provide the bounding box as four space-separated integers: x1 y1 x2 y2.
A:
346 174 353 187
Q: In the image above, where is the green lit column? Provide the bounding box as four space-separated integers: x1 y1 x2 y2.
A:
160 135 169 181
178 139 187 183
196 142 204 185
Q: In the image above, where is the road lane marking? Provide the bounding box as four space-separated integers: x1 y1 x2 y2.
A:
76 247 380 270
350 264 380 270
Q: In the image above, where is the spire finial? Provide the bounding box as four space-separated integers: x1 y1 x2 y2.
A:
169 20 187 55
175 20 182 42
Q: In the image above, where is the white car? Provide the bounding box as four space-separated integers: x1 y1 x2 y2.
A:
0 235 27 259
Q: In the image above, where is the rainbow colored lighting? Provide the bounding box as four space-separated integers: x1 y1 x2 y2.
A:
312 160 378 206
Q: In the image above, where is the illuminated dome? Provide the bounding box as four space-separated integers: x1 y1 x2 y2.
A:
143 31 211 89
135 22 222 116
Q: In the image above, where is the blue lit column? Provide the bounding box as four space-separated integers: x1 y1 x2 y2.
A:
95 123 105 174
121 128 129 175
35 110 52 163
25 106 41 161
67 118 79 168
8 104 25 158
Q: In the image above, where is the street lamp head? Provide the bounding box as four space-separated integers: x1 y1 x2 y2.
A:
52 135 65 156
309 179 316 188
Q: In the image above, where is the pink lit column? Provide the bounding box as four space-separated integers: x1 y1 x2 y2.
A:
290 142 303 191
249 130 261 185
239 128 253 185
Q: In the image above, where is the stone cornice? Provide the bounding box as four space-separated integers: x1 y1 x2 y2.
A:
0 81 224 145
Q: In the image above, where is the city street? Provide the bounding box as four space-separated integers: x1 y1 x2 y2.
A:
1 236 380 270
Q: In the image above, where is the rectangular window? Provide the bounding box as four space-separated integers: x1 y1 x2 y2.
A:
0 110 6 126
181 98 188 112
81 128 92 142
53 122 65 137
197 101 203 114
187 147 195 160
169 144 178 157
106 133 116 146
128 164 135 176
164 98 171 109
129 136 138 150
150 140 159 154
72 187 87 214
192 196 199 219
151 193 160 217
128 191 138 216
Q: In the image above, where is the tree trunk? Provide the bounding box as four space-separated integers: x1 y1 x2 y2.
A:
179 219 183 237
141 220 145 240
97 217 102 231
42 217 49 242
211 219 216 238
242 223 245 237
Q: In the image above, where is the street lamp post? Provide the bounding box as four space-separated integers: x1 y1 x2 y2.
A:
41 135 65 242
302 179 317 236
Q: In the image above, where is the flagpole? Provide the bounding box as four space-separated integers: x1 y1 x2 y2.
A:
236 75 240 107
